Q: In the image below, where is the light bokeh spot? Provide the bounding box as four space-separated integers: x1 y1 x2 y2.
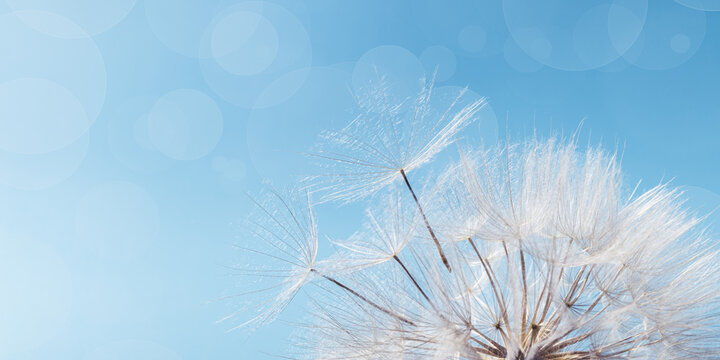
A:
0 11 106 138
352 45 426 104
210 11 279 76
503 0 648 71
144 0 238 58
0 78 88 155
248 66 354 181
212 156 247 182
420 45 457 82
148 89 224 161
675 0 720 11
503 36 544 72
0 134 89 190
107 97 173 173
199 1 311 108
6 0 136 37
670 33 692 53
622 1 706 70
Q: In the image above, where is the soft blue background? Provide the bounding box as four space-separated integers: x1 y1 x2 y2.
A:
1 0 719 359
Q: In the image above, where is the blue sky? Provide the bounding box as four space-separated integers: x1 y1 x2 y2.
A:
0 0 719 359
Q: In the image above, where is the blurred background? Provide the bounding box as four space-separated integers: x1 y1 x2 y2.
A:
0 0 719 358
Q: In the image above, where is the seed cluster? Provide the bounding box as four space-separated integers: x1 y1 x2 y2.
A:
235 78 720 359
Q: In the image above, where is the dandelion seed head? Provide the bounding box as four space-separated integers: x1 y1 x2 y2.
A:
292 138 720 358
237 82 719 359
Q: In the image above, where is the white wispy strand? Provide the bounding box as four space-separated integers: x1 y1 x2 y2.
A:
236 86 719 359
311 74 486 203
327 190 421 272
224 189 318 331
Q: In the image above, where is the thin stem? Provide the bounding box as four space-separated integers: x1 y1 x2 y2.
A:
467 238 511 337
583 266 626 317
400 168 451 272
468 338 506 358
519 244 529 343
312 269 416 326
393 255 433 305
470 325 507 358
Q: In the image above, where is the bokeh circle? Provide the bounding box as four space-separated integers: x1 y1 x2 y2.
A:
247 66 354 181
107 96 174 173
144 0 235 58
675 0 720 11
503 0 648 71
420 45 457 82
0 78 88 155
0 11 106 154
503 36 544 73
6 0 136 37
199 1 312 108
147 89 224 161
352 45 426 104
210 11 279 76
411 1 507 57
0 134 89 190
622 0 706 70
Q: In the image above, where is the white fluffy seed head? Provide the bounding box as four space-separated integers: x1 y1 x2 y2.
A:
282 138 719 359
236 82 719 358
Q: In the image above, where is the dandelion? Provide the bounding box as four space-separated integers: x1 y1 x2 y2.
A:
234 82 720 359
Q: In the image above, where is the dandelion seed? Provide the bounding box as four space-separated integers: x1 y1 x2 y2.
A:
224 189 319 331
312 73 486 272
312 74 486 204
328 191 420 272
232 187 417 334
